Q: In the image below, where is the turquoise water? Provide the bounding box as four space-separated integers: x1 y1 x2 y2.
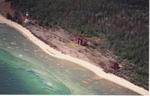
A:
0 24 138 95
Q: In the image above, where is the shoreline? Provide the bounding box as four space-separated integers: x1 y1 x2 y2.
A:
0 14 148 95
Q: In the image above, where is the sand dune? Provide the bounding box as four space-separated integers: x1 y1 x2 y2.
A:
0 14 148 95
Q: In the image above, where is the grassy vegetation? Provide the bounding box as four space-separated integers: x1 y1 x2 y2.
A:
10 0 149 89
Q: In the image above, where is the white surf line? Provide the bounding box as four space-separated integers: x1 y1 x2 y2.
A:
0 15 148 95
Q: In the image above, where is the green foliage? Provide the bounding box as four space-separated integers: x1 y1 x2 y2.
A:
11 0 149 89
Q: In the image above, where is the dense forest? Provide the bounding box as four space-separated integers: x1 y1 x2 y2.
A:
9 0 149 89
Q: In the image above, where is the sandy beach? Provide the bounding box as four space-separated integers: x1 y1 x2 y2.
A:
0 14 148 95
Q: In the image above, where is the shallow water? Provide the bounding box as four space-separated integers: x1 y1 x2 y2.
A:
0 24 138 95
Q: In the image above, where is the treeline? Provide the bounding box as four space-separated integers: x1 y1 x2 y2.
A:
10 0 149 89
